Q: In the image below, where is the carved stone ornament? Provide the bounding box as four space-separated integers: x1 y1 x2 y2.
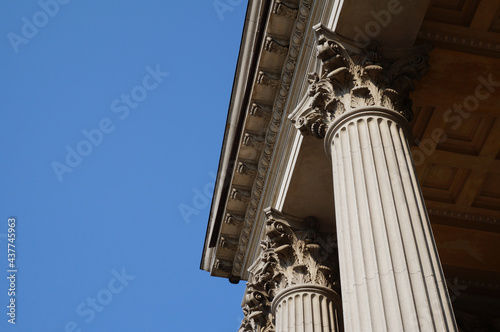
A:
295 26 430 139
214 258 232 273
238 208 339 332
257 71 280 89
272 0 298 19
243 131 266 150
250 103 273 121
231 186 252 203
231 0 314 279
237 160 258 177
220 236 239 251
264 37 289 57
225 211 245 226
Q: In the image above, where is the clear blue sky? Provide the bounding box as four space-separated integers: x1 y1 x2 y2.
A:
0 1 248 331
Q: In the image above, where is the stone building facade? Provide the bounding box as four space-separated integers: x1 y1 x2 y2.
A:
201 1 500 331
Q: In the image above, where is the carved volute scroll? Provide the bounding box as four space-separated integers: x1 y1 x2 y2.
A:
238 208 339 332
295 26 430 139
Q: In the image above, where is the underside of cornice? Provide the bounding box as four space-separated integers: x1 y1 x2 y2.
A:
201 0 308 281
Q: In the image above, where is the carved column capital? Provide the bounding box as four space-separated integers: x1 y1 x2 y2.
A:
293 25 430 139
263 209 339 293
238 208 339 331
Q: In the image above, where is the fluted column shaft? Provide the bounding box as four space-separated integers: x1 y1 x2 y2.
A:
325 107 457 331
272 285 342 332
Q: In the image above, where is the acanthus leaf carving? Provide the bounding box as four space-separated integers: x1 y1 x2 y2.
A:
294 26 430 139
238 208 339 331
264 212 339 293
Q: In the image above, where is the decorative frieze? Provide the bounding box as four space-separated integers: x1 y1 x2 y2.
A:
447 276 500 292
427 208 500 225
418 30 500 58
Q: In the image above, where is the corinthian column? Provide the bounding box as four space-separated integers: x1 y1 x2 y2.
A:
293 26 458 332
238 208 342 332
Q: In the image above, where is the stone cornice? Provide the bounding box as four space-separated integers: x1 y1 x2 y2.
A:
231 0 314 279
201 0 273 274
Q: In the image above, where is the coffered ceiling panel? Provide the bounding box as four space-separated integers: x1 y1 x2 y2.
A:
473 173 500 211
425 0 481 26
438 114 496 156
421 164 471 204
